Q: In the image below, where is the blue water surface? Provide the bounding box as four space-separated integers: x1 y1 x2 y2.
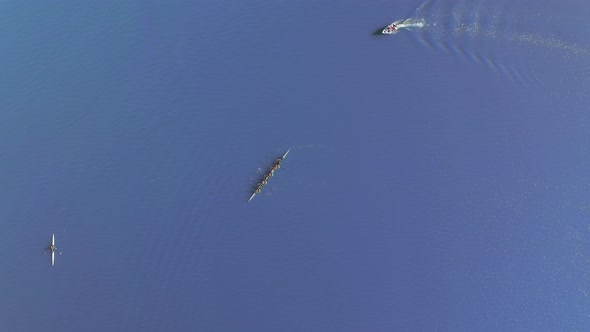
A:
1 0 590 331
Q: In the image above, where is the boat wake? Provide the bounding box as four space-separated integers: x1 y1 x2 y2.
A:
383 18 427 34
381 0 590 83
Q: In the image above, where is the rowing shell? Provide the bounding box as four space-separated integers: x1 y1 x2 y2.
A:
51 234 55 266
248 192 257 203
281 149 290 160
248 149 291 202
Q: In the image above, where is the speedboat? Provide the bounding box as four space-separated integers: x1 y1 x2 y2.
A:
382 22 399 34
382 18 426 35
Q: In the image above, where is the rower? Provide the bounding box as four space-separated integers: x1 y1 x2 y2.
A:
50 244 56 252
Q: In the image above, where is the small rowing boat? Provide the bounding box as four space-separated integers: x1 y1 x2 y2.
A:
44 234 61 266
248 149 290 202
50 234 56 266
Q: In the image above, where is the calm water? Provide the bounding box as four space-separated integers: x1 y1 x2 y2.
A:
1 1 590 331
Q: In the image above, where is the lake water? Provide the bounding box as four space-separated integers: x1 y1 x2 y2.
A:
1 1 590 331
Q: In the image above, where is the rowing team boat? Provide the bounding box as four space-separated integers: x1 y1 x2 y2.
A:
248 149 290 202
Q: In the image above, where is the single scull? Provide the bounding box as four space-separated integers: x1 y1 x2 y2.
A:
50 234 56 266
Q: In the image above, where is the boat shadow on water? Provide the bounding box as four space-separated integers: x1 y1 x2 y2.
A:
372 27 387 36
